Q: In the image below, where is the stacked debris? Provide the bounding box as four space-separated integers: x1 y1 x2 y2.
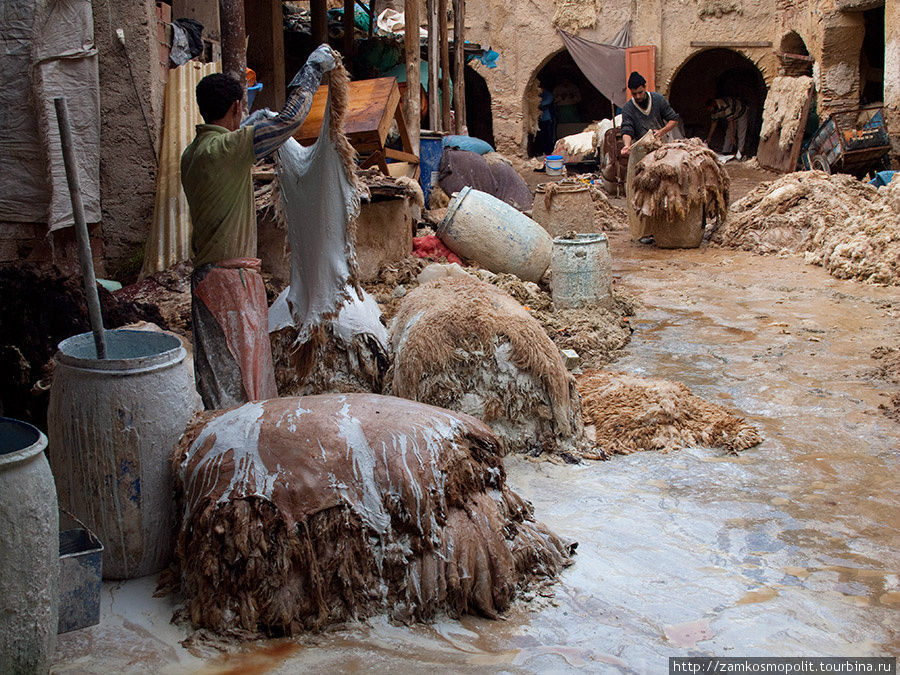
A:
711 171 900 285
577 370 763 455
387 275 585 456
173 394 574 635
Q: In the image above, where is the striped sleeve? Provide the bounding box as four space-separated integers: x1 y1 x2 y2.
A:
251 62 324 160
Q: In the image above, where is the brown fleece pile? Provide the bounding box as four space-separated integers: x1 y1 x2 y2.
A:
172 394 574 636
387 276 585 456
576 370 762 455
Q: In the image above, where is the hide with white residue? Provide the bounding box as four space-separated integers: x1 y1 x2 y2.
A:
173 394 574 634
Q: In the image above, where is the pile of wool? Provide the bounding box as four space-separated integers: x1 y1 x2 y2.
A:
172 394 574 635
269 286 389 396
468 269 636 368
589 182 628 231
759 76 814 152
387 276 585 456
360 256 427 321
631 137 730 223
711 171 900 285
577 370 762 455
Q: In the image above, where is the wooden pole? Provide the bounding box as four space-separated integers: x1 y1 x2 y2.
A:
343 0 355 68
403 0 421 153
439 0 451 132
427 0 441 132
311 0 328 45
219 0 247 103
54 97 107 359
452 0 466 134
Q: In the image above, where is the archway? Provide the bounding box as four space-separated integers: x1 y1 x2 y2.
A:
464 66 494 148
779 31 814 77
668 48 767 156
860 5 885 104
525 49 612 157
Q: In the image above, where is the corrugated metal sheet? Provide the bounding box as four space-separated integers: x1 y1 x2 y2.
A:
140 60 220 279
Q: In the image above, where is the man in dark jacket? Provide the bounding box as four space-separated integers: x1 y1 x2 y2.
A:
620 71 681 156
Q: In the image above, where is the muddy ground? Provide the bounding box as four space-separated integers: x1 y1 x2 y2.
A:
52 159 900 671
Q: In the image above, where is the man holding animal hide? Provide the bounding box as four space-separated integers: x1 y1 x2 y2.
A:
705 96 750 160
620 71 681 156
181 44 338 409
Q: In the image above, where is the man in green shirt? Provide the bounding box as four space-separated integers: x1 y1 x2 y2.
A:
182 44 337 409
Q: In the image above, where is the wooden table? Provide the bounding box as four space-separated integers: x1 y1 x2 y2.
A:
293 76 418 176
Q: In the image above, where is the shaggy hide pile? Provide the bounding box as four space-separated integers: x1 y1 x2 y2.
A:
577 370 762 455
711 171 900 285
631 137 730 224
173 394 574 635
759 76 814 152
387 276 585 456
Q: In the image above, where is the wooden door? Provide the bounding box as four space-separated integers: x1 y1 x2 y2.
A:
625 46 657 96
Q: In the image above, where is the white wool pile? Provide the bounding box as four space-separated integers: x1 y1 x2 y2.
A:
712 171 900 285
759 76 814 152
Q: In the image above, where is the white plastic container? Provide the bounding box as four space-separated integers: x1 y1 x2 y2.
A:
48 329 201 579
550 233 612 309
545 154 565 176
438 187 552 282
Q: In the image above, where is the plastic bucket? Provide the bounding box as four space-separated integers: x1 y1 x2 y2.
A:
545 154 565 176
550 233 612 309
0 418 58 674
47 329 201 579
439 187 552 282
419 131 445 205
247 82 263 110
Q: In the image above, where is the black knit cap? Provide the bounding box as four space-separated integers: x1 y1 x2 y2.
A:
627 71 647 90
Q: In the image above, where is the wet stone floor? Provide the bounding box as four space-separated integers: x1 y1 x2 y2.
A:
53 234 900 673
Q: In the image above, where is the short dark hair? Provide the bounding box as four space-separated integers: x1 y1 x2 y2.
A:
196 73 243 123
627 71 646 90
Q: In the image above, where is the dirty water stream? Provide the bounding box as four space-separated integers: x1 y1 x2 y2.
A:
54 234 899 674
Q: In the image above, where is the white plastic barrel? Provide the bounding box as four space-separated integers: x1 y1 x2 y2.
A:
550 233 612 309
438 187 552 283
48 329 201 579
0 418 58 674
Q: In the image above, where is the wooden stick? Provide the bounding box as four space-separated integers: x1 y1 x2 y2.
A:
343 0 355 67
54 97 107 359
427 0 441 132
219 0 247 106
439 0 451 132
452 0 466 134
311 0 328 45
404 0 421 153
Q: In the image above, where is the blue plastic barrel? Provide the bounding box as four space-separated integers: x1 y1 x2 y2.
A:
248 82 263 110
419 132 444 205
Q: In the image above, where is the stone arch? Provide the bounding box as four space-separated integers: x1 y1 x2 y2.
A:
668 48 767 155
779 30 814 77
522 48 612 157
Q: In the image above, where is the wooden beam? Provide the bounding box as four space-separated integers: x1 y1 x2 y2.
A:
219 0 247 101
690 41 773 48
404 0 421 153
439 0 451 132
311 0 328 45
427 0 441 132
453 0 466 134
343 0 355 68
244 0 285 110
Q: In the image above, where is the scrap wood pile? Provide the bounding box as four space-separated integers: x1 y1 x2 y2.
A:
576 370 762 455
172 394 574 635
387 275 585 456
711 171 900 285
631 137 730 223
759 76 814 152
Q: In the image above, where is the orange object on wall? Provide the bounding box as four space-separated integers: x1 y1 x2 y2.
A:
625 45 657 96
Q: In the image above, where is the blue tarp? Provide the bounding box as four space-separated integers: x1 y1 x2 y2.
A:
869 171 895 187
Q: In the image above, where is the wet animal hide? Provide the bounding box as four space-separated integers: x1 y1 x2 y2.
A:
631 138 730 224
269 286 390 396
712 171 900 285
759 76 814 152
577 370 762 455
387 276 585 456
273 65 362 345
173 394 574 635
